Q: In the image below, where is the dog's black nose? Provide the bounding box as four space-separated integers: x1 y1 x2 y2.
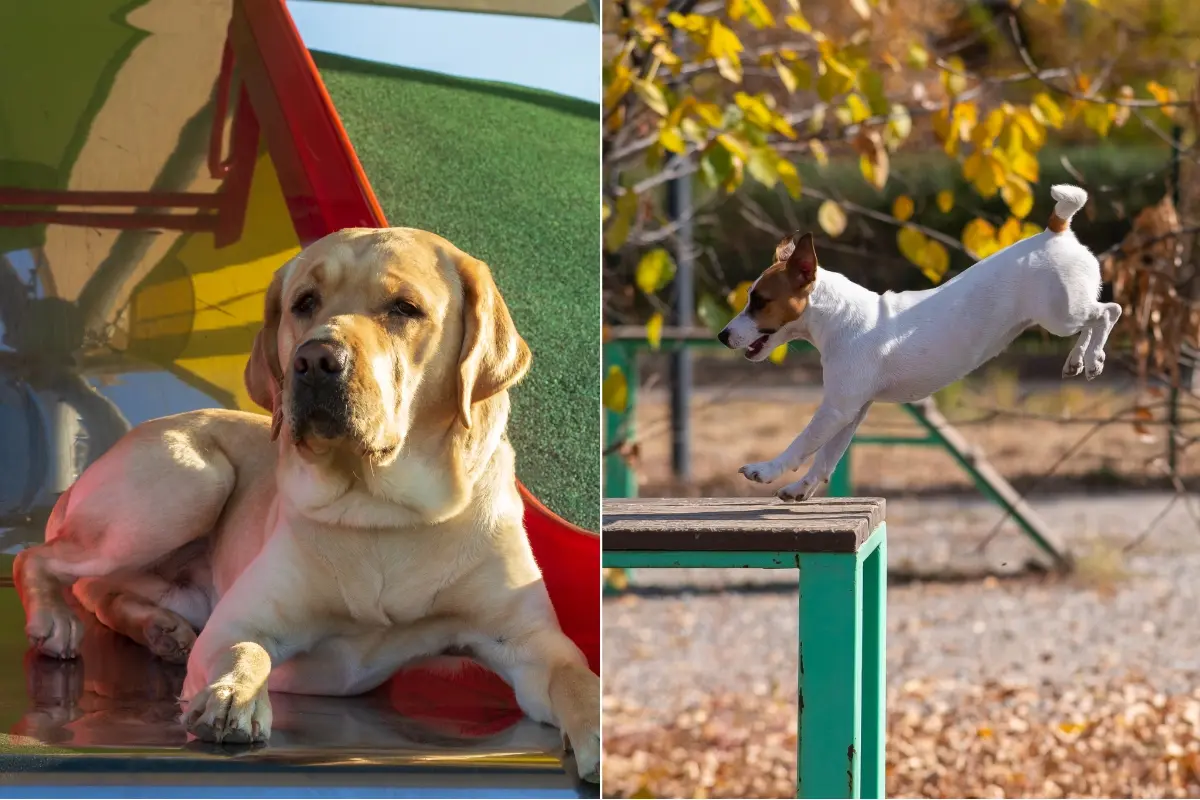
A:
294 340 348 381
717 329 732 347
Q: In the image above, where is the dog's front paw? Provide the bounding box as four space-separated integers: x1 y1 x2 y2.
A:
1085 350 1105 381
182 680 272 745
26 602 83 660
1062 355 1084 378
777 476 821 503
739 460 783 484
566 723 600 784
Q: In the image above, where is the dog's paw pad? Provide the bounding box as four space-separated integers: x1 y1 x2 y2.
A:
26 604 83 660
145 617 196 665
776 478 819 503
1062 359 1084 378
739 462 781 484
1085 351 1106 380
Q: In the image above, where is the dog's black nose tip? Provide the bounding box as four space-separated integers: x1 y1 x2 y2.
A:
717 329 731 347
294 340 348 380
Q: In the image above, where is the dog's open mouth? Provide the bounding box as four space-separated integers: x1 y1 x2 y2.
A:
745 335 770 358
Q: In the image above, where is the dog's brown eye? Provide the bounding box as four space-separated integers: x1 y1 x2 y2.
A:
389 298 423 319
292 291 318 316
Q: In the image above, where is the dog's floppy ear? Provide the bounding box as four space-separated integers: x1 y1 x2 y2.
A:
456 256 532 430
244 268 285 441
776 231 817 287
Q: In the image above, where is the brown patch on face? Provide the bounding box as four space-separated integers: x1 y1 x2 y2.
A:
747 232 819 332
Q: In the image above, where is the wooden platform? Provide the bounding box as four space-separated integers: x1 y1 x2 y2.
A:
603 497 886 553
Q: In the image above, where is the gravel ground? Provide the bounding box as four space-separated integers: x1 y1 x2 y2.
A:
602 492 1200 798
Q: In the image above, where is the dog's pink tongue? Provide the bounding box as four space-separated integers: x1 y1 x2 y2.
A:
746 335 769 357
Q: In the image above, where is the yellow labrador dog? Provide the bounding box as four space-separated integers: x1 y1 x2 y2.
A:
13 228 600 781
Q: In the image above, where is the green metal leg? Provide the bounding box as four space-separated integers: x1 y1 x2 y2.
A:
797 552 863 799
860 535 887 799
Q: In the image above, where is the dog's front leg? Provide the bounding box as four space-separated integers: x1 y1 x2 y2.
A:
179 548 318 745
740 399 861 486
476 627 599 783
777 404 870 502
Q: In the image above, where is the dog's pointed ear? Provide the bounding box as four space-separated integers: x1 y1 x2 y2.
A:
456 256 532 430
780 232 817 286
244 268 285 441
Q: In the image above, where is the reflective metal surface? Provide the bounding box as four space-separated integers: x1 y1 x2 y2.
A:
0 567 593 796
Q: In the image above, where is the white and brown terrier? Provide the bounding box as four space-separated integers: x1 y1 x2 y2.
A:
718 185 1121 502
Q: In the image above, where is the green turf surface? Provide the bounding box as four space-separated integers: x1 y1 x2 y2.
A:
314 52 599 532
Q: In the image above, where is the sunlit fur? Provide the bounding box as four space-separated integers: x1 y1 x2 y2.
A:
718 184 1121 503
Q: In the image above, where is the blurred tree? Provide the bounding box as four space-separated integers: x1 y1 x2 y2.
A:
601 0 1197 386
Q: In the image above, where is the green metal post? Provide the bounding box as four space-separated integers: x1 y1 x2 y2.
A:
859 532 887 799
797 552 863 799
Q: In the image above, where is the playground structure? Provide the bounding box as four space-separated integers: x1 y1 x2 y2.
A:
603 326 1073 570
0 0 597 792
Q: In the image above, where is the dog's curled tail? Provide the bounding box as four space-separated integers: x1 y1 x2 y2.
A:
1047 184 1088 233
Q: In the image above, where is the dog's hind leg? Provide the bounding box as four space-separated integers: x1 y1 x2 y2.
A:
73 575 206 664
1063 325 1093 378
1082 302 1122 380
15 424 235 659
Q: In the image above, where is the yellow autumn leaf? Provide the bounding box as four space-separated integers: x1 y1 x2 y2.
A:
785 12 812 32
1147 80 1177 118
893 195 915 222
604 63 633 110
634 79 669 116
774 55 798 93
897 225 927 266
1021 221 1042 239
962 218 999 259
818 200 848 237
659 125 686 154
907 43 929 69
728 280 753 312
1031 92 1064 129
727 0 775 28
635 248 677 295
646 311 664 351
809 139 829 167
854 129 889 191
1080 101 1116 137
920 239 950 284
1057 721 1086 736
941 55 967 97
602 365 628 413
937 190 954 213
777 158 802 198
768 344 788 364
997 216 1022 248
1001 175 1034 219
845 93 871 123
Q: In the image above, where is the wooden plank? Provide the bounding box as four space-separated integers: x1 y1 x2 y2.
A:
603 497 885 553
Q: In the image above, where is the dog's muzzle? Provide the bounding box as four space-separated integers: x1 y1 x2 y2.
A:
290 339 353 440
